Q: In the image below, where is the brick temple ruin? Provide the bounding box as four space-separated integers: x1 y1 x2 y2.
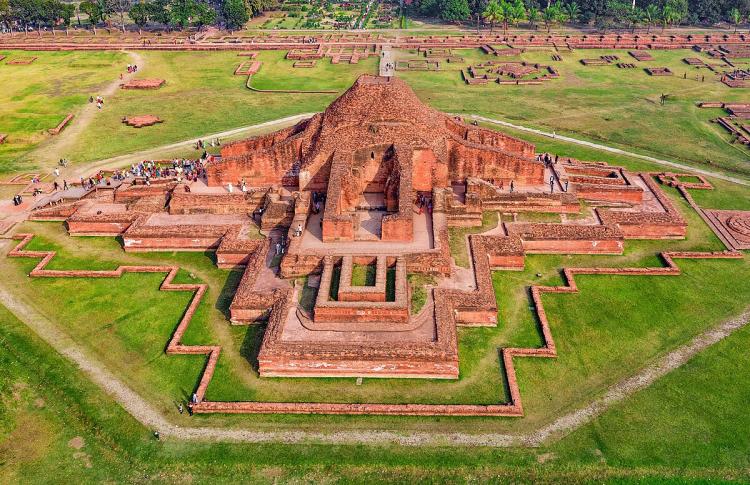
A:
23 74 746 413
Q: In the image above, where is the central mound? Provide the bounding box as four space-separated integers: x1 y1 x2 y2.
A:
207 74 543 191
320 74 445 128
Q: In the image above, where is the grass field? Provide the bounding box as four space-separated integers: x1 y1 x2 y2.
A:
397 47 750 179
2 259 749 482
63 51 377 165
3 46 750 184
0 50 126 174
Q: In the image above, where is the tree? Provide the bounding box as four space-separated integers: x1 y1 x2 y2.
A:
482 0 502 31
665 0 687 25
147 0 170 26
660 0 686 31
440 0 470 21
194 1 216 26
417 0 441 16
113 0 129 31
730 7 742 32
171 0 197 28
542 1 561 31
0 0 11 30
661 3 674 30
129 0 149 32
60 1 74 26
605 0 629 25
468 0 486 32
79 0 103 26
10 0 35 32
506 0 526 29
626 5 643 32
577 0 607 23
643 3 658 32
564 1 579 23
246 0 273 17
97 0 114 27
526 5 539 28
223 0 248 29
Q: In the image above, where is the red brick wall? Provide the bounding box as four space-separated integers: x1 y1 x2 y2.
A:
487 253 525 269
314 305 408 323
259 356 459 379
123 236 223 251
619 223 687 239
521 239 624 254
381 215 413 242
67 221 131 236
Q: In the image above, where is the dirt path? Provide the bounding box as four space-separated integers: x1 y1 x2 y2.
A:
0 237 746 447
28 52 145 176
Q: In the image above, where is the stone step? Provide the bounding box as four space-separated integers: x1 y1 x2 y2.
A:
355 203 386 211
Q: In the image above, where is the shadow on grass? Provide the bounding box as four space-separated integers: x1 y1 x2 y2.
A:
215 269 244 320
240 325 265 375
525 284 549 349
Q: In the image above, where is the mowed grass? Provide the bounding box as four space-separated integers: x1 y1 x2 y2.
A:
2 274 750 482
62 50 377 164
2 47 750 186
2 180 747 434
448 210 499 268
397 47 750 179
551 323 750 471
0 50 126 175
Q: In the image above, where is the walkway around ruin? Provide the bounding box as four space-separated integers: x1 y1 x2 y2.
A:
470 115 750 187
379 45 395 77
0 258 745 446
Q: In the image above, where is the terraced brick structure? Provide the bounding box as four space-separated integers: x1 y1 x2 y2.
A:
24 75 728 413
208 74 542 243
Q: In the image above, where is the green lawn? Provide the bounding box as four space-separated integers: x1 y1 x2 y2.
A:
4 47 750 185
2 291 749 482
0 50 126 175
407 273 436 314
448 211 500 268
61 50 377 166
351 263 376 286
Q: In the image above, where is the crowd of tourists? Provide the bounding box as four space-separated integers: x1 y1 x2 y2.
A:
416 193 432 214
311 191 326 214
129 158 206 185
89 95 105 110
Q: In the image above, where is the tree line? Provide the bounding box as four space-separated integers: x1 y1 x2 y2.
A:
413 0 750 30
0 0 275 32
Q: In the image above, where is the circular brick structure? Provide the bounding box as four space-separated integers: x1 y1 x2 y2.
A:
727 214 750 237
